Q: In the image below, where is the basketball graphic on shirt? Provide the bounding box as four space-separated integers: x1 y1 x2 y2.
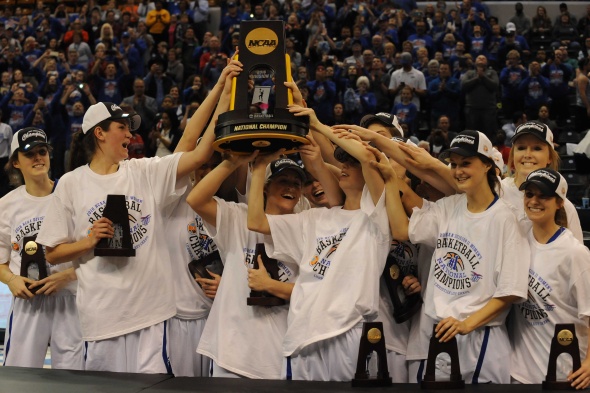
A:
389 240 418 276
444 252 464 271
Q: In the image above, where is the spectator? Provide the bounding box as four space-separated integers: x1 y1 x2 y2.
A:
307 63 337 125
392 86 418 134
499 49 527 119
146 0 171 43
461 54 499 139
518 61 550 121
63 19 88 47
193 0 209 43
388 52 426 111
498 22 530 66
91 58 130 104
144 58 174 107
536 105 558 134
175 26 199 80
552 13 580 51
509 3 531 38
531 6 552 40
166 48 183 86
424 59 439 85
408 20 434 57
541 48 572 122
198 36 225 75
553 3 577 27
118 31 143 77
0 85 34 132
69 32 93 70
0 109 13 197
183 74 208 106
149 108 181 157
368 57 392 113
578 5 590 39
428 61 460 128
121 78 158 142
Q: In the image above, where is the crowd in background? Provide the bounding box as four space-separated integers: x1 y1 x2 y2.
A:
0 0 589 199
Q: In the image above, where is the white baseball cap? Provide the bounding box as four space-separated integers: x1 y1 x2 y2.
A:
82 102 141 134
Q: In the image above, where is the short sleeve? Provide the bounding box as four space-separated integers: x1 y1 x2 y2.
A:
408 198 440 248
36 189 76 248
266 212 305 266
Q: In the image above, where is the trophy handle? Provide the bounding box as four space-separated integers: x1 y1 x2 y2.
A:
285 53 293 105
230 54 239 111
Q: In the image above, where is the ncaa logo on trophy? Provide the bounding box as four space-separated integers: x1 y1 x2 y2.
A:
213 21 309 154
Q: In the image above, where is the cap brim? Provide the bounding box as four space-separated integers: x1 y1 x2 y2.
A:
21 141 49 152
510 130 550 146
519 179 557 197
439 146 479 161
112 113 141 131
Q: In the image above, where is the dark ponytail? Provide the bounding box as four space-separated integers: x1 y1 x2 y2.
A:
69 119 113 170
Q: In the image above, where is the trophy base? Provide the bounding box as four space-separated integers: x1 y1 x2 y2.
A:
393 297 424 324
421 379 465 390
351 375 392 387
94 248 136 257
247 296 286 306
214 109 309 155
542 381 575 390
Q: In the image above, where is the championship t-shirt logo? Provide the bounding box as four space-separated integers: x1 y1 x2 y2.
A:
517 269 554 326
307 228 348 280
185 215 217 260
433 232 483 295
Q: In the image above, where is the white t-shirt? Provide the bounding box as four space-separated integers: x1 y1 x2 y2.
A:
511 228 590 384
500 177 583 243
36 155 186 341
165 190 215 320
197 198 298 379
408 194 529 324
266 187 391 357
0 186 76 294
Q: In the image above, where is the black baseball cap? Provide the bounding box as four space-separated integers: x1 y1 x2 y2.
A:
10 127 49 155
510 120 554 147
265 158 306 182
439 130 493 161
519 168 567 200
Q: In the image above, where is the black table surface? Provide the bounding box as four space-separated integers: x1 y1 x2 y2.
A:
0 367 552 393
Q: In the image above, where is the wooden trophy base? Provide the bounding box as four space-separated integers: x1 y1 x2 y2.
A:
542 380 575 390
213 109 309 155
94 248 136 257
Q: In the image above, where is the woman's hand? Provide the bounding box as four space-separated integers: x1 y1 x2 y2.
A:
284 80 305 107
435 316 471 342
402 274 421 296
29 269 75 295
247 255 274 292
7 274 35 299
569 356 590 390
398 142 439 170
252 148 287 172
288 104 320 129
86 217 114 248
332 124 377 142
195 269 221 299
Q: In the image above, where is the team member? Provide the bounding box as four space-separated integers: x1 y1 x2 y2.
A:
504 121 583 242
0 128 83 369
164 61 241 377
510 169 590 388
187 154 302 379
36 102 214 373
373 131 530 384
247 105 391 381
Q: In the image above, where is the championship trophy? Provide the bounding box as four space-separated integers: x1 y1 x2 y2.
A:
543 324 581 390
421 324 465 389
94 194 136 257
247 243 285 306
383 253 423 323
20 235 48 294
351 322 392 387
188 250 223 289
213 20 309 154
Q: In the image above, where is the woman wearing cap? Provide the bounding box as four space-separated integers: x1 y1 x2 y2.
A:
373 130 529 383
246 104 391 381
186 154 302 379
510 168 590 388
505 121 583 242
33 96 226 373
0 127 83 369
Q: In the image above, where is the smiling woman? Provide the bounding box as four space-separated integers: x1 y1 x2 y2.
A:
0 128 83 370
